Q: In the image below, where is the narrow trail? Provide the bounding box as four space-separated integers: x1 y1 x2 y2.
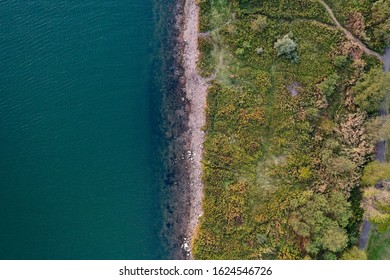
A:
318 0 383 62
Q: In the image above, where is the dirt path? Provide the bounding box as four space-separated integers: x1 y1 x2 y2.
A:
182 0 210 259
318 0 383 62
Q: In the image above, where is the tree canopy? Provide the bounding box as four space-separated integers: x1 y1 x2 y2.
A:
362 161 390 186
354 68 390 114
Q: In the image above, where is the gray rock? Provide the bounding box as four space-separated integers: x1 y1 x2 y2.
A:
256 47 264 55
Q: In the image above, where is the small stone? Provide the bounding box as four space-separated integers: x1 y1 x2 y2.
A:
256 47 264 55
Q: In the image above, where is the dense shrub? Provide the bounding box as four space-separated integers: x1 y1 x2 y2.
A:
274 33 299 63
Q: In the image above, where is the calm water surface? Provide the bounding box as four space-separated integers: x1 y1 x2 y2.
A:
0 0 165 259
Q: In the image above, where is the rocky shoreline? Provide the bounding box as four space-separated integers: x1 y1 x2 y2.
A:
181 0 210 259
159 0 208 259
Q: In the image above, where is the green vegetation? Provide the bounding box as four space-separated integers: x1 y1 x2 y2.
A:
380 116 390 160
367 225 390 259
370 0 390 48
362 161 390 186
288 191 351 255
198 36 216 77
353 68 390 114
361 162 390 257
251 15 268 32
362 187 390 229
274 33 299 63
194 0 385 259
325 0 390 51
341 246 368 259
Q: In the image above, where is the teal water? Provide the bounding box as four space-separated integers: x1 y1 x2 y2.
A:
0 0 166 259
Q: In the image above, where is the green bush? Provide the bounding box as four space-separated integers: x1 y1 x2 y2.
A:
274 33 299 63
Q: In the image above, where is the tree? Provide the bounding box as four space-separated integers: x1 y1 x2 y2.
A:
288 191 351 257
340 246 367 260
370 0 390 45
328 192 353 227
354 67 390 114
274 33 299 63
362 161 390 186
366 116 390 141
322 223 349 252
326 156 355 177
